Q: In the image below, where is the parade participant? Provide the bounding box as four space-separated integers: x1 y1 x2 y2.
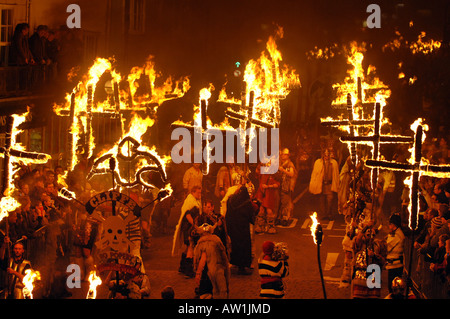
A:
351 224 387 299
278 148 296 226
384 277 416 299
258 241 289 298
338 156 353 216
255 162 280 234
172 185 202 278
215 163 234 200
193 223 230 299
386 213 405 293
309 148 340 220
182 163 203 195
0 241 32 299
196 199 230 256
225 186 258 274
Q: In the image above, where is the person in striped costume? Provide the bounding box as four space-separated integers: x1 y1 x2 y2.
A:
257 241 289 298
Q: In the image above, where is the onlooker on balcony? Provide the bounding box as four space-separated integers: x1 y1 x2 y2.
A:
29 25 51 66
9 23 35 66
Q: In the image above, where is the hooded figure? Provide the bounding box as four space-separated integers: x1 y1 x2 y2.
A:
193 223 230 299
225 186 257 273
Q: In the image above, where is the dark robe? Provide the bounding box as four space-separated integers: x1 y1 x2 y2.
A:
225 187 256 268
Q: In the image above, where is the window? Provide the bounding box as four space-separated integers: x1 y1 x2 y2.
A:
129 0 145 34
0 8 13 66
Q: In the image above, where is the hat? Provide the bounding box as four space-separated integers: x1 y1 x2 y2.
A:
281 148 290 155
389 214 401 228
262 241 275 255
431 216 444 229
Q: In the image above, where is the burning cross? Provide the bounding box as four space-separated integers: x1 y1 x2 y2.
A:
321 93 373 165
340 101 414 190
0 113 51 221
322 96 414 220
225 90 279 171
365 121 450 230
171 87 222 176
60 81 122 171
365 120 450 299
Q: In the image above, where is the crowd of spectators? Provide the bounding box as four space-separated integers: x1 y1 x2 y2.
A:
0 119 448 298
7 22 83 92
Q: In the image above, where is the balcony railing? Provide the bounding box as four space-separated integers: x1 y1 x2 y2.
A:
0 64 57 98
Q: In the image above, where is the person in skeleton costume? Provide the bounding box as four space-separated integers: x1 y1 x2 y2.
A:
193 222 230 299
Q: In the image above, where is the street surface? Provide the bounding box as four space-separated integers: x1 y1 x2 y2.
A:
69 192 391 299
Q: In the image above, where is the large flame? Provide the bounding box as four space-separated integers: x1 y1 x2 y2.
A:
86 270 102 299
0 110 50 223
54 56 189 174
331 42 391 117
22 269 41 299
218 26 300 129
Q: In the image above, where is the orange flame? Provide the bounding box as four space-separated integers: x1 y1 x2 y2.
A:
22 269 41 299
86 270 102 299
310 212 319 244
218 26 300 129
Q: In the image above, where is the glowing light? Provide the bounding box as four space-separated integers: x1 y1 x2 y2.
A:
86 271 102 299
310 212 319 245
22 269 41 299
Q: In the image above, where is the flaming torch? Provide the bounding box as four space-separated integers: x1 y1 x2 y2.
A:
310 212 326 299
86 270 102 299
22 269 41 299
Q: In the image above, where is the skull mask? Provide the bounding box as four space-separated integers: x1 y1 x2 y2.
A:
101 216 131 252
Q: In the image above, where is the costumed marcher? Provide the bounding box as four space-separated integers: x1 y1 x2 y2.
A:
215 163 234 200
384 276 416 299
71 211 100 281
351 224 387 299
385 213 405 294
193 223 230 299
255 162 280 234
182 163 203 195
338 156 354 216
309 148 340 220
0 241 32 299
225 186 258 274
172 185 202 278
196 199 230 257
340 216 357 288
278 148 297 226
258 241 289 298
